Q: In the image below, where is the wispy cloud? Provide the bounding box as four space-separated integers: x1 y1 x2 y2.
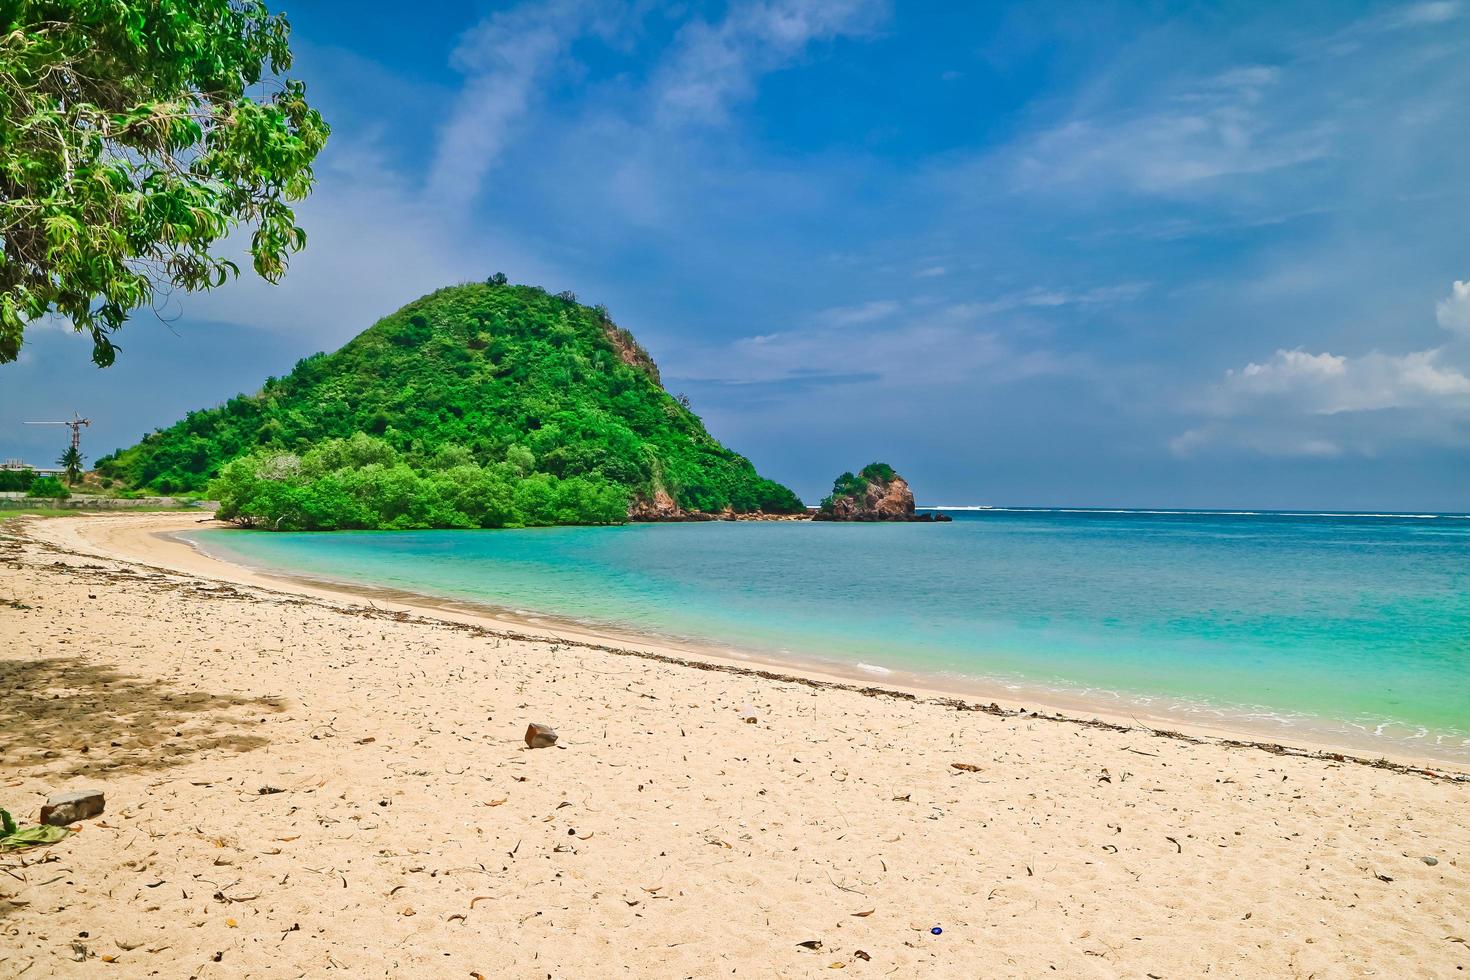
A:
1390 1 1461 28
814 299 901 326
950 282 1150 318
672 300 1082 395
1012 64 1332 196
654 0 887 125
425 0 603 208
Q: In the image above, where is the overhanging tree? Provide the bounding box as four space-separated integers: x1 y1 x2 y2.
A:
0 0 329 366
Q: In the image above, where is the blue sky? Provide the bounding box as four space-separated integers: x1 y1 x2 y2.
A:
3 0 1469 509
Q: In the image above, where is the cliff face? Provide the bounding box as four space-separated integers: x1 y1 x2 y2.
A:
813 463 950 522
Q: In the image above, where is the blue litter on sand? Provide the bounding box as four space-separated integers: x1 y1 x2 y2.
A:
931 927 942 935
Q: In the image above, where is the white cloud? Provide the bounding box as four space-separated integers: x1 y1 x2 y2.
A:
424 0 599 208
914 265 947 278
1175 280 1470 456
1435 279 1470 335
1209 347 1470 416
654 0 886 125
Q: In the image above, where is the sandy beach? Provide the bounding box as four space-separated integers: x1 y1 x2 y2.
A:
2 513 1467 977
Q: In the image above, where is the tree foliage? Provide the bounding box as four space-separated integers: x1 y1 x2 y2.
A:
0 466 35 491
56 444 82 484
99 281 804 528
0 0 329 365
210 434 631 531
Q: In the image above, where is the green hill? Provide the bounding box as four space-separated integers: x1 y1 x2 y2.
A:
96 280 803 529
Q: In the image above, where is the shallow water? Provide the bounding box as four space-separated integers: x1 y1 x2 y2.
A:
187 508 1470 761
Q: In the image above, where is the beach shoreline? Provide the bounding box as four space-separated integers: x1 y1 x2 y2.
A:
31 511 1470 773
2 511 1467 977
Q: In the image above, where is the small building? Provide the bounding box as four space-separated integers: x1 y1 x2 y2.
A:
1 459 62 474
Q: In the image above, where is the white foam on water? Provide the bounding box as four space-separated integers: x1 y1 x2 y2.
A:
922 506 1462 520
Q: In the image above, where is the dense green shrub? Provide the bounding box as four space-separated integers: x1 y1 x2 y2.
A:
26 476 68 498
0 468 35 492
99 282 803 528
211 435 630 530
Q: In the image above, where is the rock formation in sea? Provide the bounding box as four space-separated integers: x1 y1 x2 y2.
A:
812 463 952 522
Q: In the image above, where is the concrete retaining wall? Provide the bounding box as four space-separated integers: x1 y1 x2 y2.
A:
0 495 209 510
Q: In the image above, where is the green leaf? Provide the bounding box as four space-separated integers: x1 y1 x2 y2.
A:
0 807 70 850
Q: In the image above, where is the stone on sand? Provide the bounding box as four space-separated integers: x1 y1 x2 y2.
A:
40 790 105 826
525 723 558 748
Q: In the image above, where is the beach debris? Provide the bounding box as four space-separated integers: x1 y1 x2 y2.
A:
797 940 824 951
257 785 285 795
739 705 759 724
851 910 875 917
950 763 982 773
1 807 70 850
524 723 558 748
854 951 871 962
930 927 943 935
1422 856 1439 866
40 789 105 826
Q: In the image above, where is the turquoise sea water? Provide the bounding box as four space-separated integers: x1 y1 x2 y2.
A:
186 509 1470 761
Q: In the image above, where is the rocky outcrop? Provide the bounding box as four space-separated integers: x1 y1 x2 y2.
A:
627 488 714 522
599 320 662 386
812 463 951 522
629 463 950 523
627 489 808 523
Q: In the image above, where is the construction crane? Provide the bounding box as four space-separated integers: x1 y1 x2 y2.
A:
23 413 91 454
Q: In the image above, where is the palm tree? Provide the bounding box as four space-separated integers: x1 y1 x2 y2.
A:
57 445 84 486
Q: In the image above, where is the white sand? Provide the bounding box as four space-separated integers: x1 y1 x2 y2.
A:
2 512 1467 977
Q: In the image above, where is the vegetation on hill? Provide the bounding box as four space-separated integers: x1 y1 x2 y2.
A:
97 281 803 530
